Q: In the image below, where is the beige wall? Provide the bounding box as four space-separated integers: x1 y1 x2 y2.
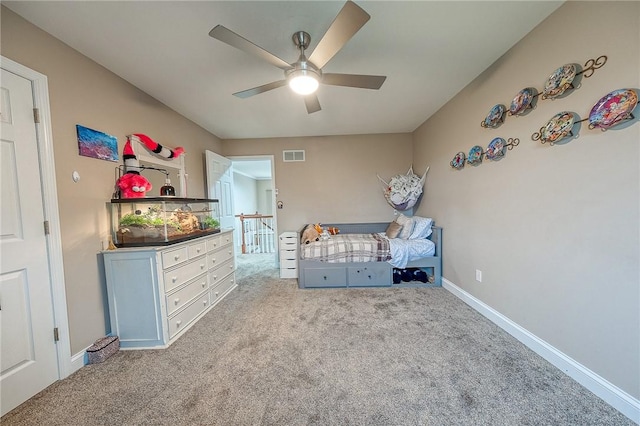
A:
413 1 639 398
222 133 415 232
1 8 223 353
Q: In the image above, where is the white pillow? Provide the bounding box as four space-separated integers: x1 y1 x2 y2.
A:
395 214 414 239
409 216 433 239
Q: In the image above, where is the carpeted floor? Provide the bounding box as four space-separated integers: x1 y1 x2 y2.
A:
2 253 633 425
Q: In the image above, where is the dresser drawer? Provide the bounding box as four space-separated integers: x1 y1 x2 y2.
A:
206 235 220 252
209 258 235 287
166 273 208 316
280 248 297 261
303 267 346 288
279 232 298 249
219 232 233 247
164 257 208 292
280 258 297 269
210 273 236 305
168 293 210 339
347 265 391 287
188 240 207 259
208 246 234 269
162 246 189 269
280 268 297 279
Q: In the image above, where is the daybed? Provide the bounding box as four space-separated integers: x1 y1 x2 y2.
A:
297 221 442 289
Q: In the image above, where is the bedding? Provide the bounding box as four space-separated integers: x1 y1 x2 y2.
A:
300 233 391 263
386 235 435 268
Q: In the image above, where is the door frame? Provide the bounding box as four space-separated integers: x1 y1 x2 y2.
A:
227 155 278 256
2 56 72 378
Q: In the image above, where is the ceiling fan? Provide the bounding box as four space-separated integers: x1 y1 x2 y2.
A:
208 0 386 114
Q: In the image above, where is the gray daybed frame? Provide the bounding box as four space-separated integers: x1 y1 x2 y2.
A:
297 222 442 289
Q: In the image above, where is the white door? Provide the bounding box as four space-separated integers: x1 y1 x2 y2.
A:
206 150 235 230
0 69 59 415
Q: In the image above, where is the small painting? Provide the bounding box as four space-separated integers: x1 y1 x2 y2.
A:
76 125 118 162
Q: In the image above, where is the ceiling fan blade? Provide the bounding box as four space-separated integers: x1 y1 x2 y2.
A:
322 73 386 90
308 1 370 69
233 80 287 98
209 25 292 71
304 95 321 114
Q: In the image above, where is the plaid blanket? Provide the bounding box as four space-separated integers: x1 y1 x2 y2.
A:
300 233 391 263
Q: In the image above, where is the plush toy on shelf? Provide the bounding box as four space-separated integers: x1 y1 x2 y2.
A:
115 134 184 198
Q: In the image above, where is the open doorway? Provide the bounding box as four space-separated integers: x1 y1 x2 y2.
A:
229 156 278 271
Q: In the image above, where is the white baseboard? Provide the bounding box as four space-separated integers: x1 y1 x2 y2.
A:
442 277 640 425
69 347 88 375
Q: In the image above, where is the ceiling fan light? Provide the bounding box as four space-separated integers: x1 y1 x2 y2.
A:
288 71 319 95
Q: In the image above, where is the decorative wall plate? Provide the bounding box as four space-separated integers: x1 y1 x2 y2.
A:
450 152 466 169
481 104 506 128
467 145 483 165
539 111 575 144
588 89 638 130
509 87 536 116
485 138 506 161
542 64 576 99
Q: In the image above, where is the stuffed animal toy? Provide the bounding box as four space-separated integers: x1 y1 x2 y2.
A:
116 134 185 198
327 226 340 235
301 224 320 244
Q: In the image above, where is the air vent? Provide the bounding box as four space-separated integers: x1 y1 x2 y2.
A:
283 150 305 162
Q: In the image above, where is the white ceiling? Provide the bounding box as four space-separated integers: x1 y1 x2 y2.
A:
5 1 562 140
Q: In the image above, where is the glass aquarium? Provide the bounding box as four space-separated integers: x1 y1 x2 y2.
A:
109 197 220 247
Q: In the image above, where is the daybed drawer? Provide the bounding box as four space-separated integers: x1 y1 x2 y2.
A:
347 266 391 287
304 268 346 288
164 258 208 292
166 273 208 316
168 293 210 339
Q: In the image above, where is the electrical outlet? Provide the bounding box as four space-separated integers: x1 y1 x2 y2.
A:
475 269 482 282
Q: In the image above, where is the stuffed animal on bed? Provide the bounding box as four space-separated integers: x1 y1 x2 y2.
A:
327 226 340 235
301 224 320 244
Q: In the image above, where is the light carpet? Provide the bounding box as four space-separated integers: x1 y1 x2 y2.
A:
2 253 633 425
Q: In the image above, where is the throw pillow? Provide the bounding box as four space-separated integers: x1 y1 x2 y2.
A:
385 221 403 239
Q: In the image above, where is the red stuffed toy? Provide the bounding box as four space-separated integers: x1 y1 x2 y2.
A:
116 134 185 198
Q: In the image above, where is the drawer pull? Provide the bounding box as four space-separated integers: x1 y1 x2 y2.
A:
176 320 182 328
202 282 207 288
229 264 233 269
211 258 216 264
200 263 205 269
215 292 219 297
174 298 180 305
196 248 201 253
174 255 180 261
172 276 177 283
213 275 217 280
203 300 208 306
